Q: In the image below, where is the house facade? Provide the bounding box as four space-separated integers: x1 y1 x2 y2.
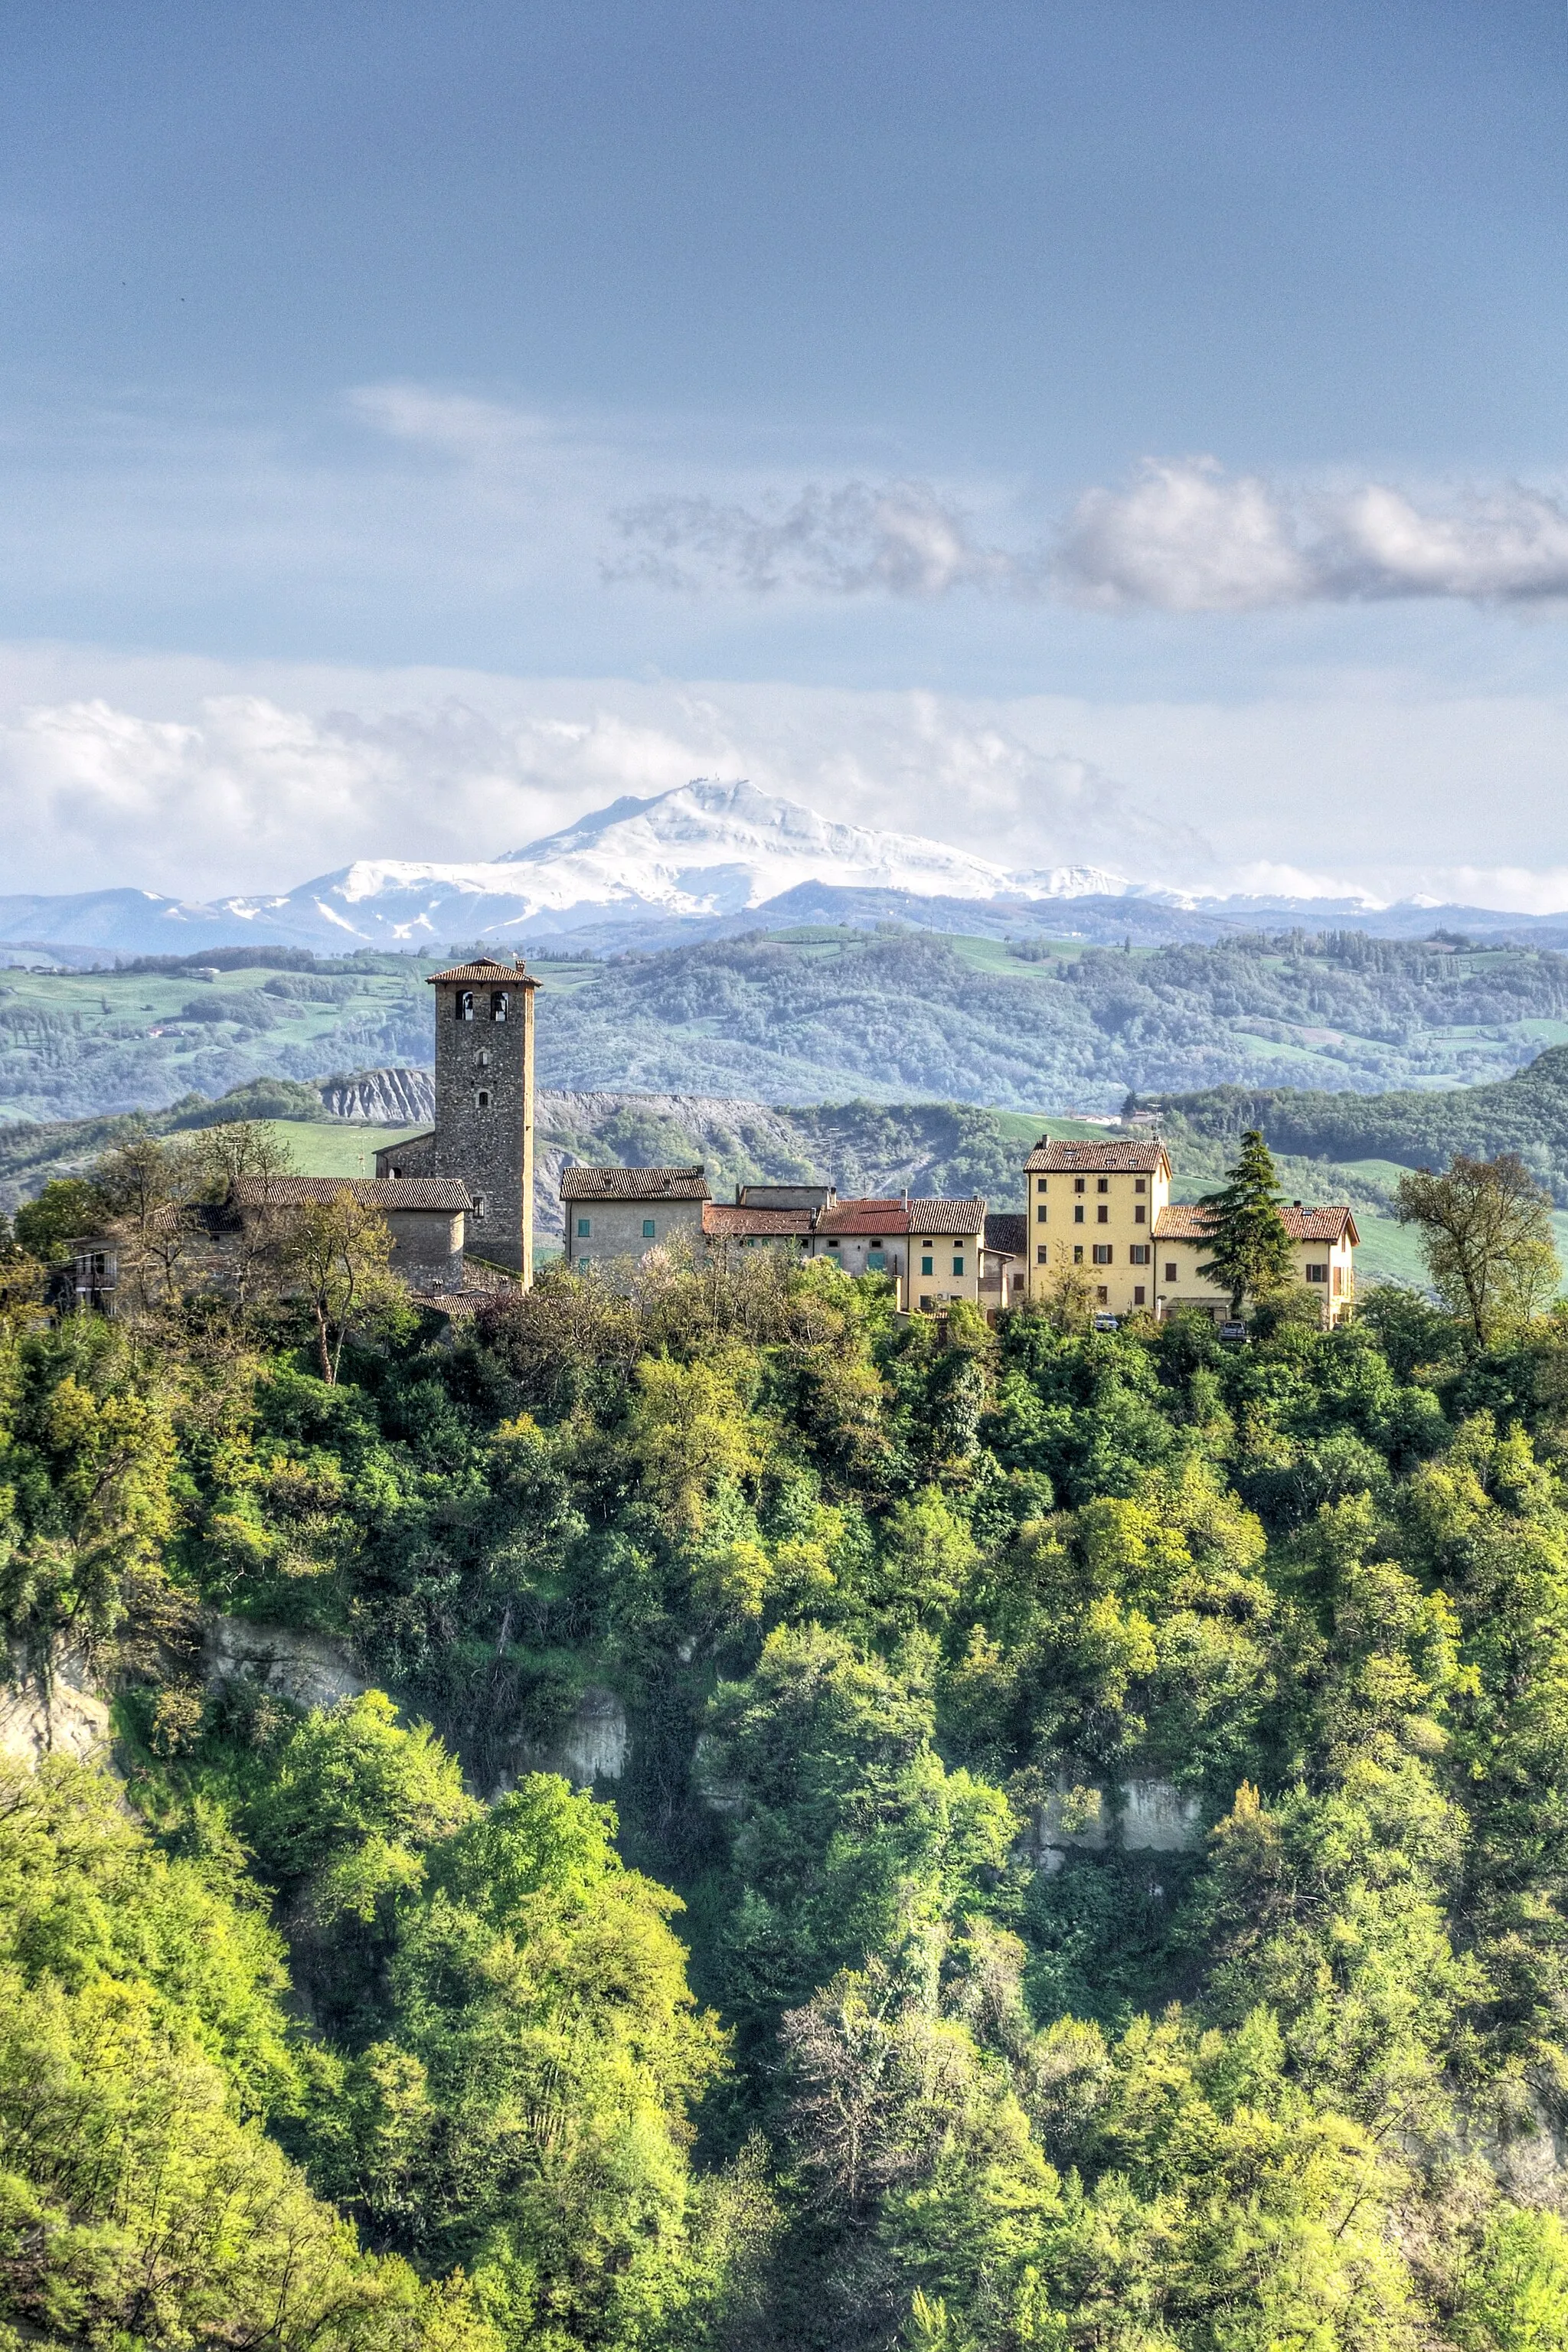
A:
1153 1200 1358 1325
1023 1138 1171 1317
560 1165 711 1269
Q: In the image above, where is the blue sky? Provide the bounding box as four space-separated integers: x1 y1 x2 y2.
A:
2 1 1566 903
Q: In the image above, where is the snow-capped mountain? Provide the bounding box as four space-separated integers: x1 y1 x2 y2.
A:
212 780 1132 949
0 779 1560 960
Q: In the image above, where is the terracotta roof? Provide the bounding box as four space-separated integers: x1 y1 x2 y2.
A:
1024 1138 1169 1174
230 1175 470 1211
1155 1202 1359 1244
906 1197 988 1236
815 1197 910 1236
560 1164 710 1202
426 959 536 986
702 1203 814 1239
984 1212 1028 1257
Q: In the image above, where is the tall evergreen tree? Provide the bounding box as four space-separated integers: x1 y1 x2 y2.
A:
1197 1128 1295 1316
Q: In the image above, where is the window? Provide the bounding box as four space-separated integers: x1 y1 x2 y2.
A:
1073 1178 1086 1194
1096 1285 1109 1305
1096 1178 1109 1194
642 1218 656 1239
1129 1244 1149 1266
1073 1245 1083 1265
1333 1266 1344 1295
828 1236 840 1249
1036 1204 1048 1223
952 1256 965 1277
472 1194 487 1220
1305 1261 1328 1283
577 1217 591 1238
457 990 474 1021
922 1254 934 1275
867 1250 886 1270
920 1294 933 1312
1096 1205 1109 1223
1073 1205 1085 1223
1132 1285 1146 1307
1165 1260 1178 1283
1034 1244 1047 1266
475 1047 491 1068
491 991 508 1021
1135 1178 1146 1194
1093 1243 1112 1266
1134 1205 1146 1223
475 1089 491 1108
1036 1178 1047 1194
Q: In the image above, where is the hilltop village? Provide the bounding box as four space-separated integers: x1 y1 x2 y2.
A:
368 955 1357 1325
73 952 1358 1325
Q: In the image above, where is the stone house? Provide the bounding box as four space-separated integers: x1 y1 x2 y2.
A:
561 1165 710 1269
226 1176 471 1295
979 1212 1027 1315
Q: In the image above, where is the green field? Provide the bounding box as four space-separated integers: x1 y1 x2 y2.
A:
254 1121 430 1177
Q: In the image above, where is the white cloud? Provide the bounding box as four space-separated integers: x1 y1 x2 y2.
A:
604 480 1032 597
601 444 1568 613
1058 461 1568 610
1057 460 1309 611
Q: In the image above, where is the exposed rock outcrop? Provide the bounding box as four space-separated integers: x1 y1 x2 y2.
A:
0 1646 112 1766
204 1616 369 1710
1023 1775 1204 1870
318 1068 436 1125
501 1684 628 1793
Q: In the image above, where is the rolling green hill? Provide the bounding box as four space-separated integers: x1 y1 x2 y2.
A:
6 927 1568 1124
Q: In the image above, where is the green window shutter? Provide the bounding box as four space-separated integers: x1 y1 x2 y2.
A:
952 1256 964 1277
577 1217 590 1238
921 1254 933 1276
642 1218 656 1238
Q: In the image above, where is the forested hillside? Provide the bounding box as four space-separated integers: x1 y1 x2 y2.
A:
1143 1043 1568 1203
6 929 1568 1124
8 1210 1568 2346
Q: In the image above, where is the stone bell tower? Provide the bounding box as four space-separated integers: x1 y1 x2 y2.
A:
425 957 537 1279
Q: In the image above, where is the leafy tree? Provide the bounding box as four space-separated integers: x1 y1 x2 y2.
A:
283 1187 408 1383
1396 1151 1560 1342
12 1174 106 1266
0 1753 498 2350
1196 1127 1295 1315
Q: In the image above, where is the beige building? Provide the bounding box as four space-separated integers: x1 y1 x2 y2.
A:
1154 1200 1358 1326
560 1165 710 1268
1023 1138 1171 1317
902 1199 987 1312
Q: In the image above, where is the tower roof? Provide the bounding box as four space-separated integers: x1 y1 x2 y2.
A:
426 958 536 986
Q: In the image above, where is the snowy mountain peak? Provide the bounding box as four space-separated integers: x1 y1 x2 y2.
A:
497 777 1093 910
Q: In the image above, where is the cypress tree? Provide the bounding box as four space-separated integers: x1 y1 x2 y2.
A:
1197 1128 1295 1316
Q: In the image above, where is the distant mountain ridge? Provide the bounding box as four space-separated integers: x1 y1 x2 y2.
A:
5 779 1567 959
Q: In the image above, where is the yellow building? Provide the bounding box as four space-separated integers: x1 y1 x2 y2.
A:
1021 1135 1357 1327
1022 1138 1171 1317
1154 1201 1357 1326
